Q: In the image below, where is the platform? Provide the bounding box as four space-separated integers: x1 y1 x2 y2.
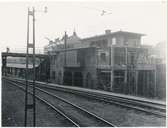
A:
3 76 166 105
37 81 166 106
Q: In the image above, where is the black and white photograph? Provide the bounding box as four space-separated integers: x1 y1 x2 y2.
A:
1 0 166 127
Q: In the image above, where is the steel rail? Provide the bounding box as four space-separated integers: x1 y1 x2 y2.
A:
33 82 166 118
9 77 165 109
4 76 165 107
4 77 166 118
5 79 80 127
35 86 116 127
46 86 166 117
8 78 116 127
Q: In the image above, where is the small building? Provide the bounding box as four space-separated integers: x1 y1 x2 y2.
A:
1 53 48 80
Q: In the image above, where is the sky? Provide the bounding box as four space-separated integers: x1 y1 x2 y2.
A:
0 1 167 53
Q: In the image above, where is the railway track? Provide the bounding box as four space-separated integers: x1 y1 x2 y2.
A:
4 77 166 118
50 87 166 117
34 82 166 118
5 78 116 127
5 80 79 127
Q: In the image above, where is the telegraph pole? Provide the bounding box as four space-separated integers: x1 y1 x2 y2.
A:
64 31 67 66
24 6 47 126
25 7 36 127
32 7 36 126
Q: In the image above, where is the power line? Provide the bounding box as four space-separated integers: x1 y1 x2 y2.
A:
70 4 112 16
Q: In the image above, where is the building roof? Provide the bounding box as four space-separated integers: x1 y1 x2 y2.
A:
82 30 145 41
48 46 97 55
2 52 48 58
7 63 39 69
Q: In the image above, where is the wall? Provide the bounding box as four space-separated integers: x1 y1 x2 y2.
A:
156 64 166 99
82 48 98 89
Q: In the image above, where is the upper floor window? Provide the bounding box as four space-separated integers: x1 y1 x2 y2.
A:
134 40 138 46
100 53 106 62
112 38 116 45
90 39 108 48
128 52 136 65
114 47 126 65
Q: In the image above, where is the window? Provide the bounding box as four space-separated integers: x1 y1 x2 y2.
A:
90 39 107 48
112 38 116 45
100 53 106 62
114 47 126 65
128 52 136 65
52 71 55 79
134 40 138 46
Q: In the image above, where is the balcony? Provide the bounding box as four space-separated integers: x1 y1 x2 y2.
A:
136 64 156 70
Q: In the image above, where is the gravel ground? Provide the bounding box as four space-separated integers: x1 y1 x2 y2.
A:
2 79 166 127
34 87 113 127
41 87 166 127
2 80 75 127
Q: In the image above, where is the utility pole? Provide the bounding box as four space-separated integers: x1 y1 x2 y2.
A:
2 56 7 76
25 7 36 127
64 31 67 66
24 7 47 126
110 40 114 91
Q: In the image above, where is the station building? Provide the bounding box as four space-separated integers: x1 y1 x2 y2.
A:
45 30 164 98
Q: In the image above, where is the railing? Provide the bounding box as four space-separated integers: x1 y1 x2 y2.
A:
2 47 44 54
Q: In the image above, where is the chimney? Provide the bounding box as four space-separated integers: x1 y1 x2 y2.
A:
105 29 111 34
